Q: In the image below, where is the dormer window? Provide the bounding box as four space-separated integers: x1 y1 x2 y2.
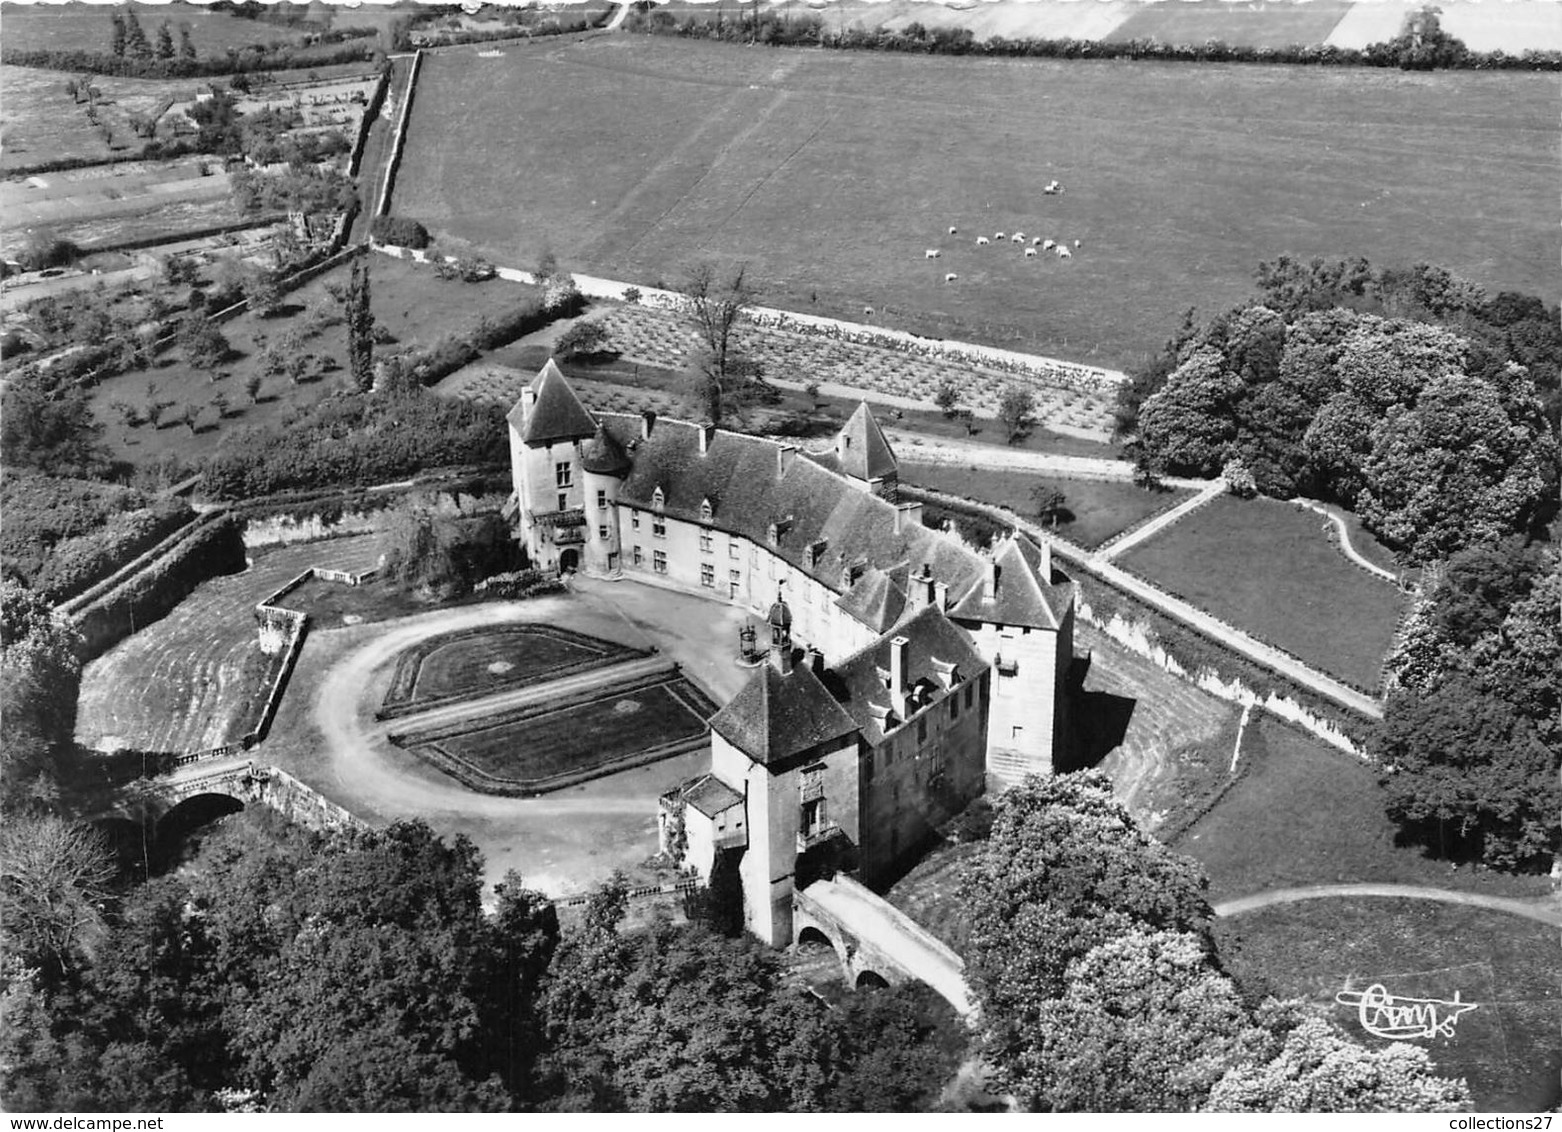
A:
805 539 826 569
700 497 713 523
768 516 792 547
651 486 665 513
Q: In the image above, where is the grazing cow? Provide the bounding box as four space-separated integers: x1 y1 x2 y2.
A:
925 249 941 259
994 231 1005 241
1024 247 1038 258
1056 246 1072 259
1012 232 1025 243
944 273 958 283
976 236 990 246
1074 239 1081 248
1031 236 1043 246
864 306 874 317
1042 239 1056 251
948 226 958 235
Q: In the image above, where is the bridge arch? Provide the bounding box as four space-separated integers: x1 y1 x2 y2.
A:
855 970 890 990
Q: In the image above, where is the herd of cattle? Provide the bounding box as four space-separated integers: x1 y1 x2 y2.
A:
925 181 1079 282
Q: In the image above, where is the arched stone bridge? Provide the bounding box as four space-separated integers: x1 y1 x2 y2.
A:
83 756 367 837
794 875 973 1017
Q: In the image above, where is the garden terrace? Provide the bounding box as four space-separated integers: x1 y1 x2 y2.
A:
1115 494 1410 694
390 671 719 796
899 460 1194 551
377 623 651 720
391 36 1557 369
75 534 384 757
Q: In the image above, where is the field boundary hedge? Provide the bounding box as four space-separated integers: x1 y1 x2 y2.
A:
633 13 1562 71
0 41 378 79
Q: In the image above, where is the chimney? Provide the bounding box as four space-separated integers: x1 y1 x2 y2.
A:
934 580 949 611
698 423 715 456
641 410 656 440
776 445 796 477
983 558 999 601
890 635 910 700
773 641 794 675
914 563 936 610
893 501 922 534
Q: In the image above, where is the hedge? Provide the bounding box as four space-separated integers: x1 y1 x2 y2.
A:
33 498 196 604
0 42 378 78
71 513 248 660
370 216 430 249
632 13 1562 71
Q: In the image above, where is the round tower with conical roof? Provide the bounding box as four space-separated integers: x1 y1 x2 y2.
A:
580 421 632 577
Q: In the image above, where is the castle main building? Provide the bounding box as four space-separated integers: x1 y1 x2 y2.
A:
509 361 1076 944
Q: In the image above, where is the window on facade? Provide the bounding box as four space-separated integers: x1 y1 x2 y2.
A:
653 516 667 539
950 693 960 720
1011 725 1024 740
632 545 643 566
557 493 568 512
729 542 740 559
653 550 667 574
700 563 715 588
598 526 609 540
801 797 828 836
965 684 974 709
631 512 640 530
555 462 571 488
596 490 607 510
699 532 713 554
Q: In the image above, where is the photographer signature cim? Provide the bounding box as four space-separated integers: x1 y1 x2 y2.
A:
1335 984 1479 1040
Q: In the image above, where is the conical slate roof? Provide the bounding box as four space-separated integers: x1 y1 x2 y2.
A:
710 661 859 767
509 358 598 447
836 402 898 484
581 422 633 476
949 533 1073 631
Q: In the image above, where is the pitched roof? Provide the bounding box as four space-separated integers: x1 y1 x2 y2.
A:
836 402 898 483
681 773 744 818
948 533 1074 631
513 359 598 447
710 660 860 767
834 563 909 636
581 421 632 476
595 411 990 626
823 604 989 746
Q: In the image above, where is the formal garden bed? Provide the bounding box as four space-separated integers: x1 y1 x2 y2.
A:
378 623 650 720
390 672 718 795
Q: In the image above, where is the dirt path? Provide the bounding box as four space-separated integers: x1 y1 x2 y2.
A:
1215 884 1562 927
1291 498 1401 585
1095 479 1225 561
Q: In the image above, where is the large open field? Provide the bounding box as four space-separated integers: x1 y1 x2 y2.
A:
392 36 1557 369
1117 494 1408 692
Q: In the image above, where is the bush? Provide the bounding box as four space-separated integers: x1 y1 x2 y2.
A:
31 498 195 604
371 216 431 249
1222 458 1258 499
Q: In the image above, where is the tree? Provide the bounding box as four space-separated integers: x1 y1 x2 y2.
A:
997 384 1035 443
1005 931 1258 1112
961 772 1213 1083
1030 484 1068 527
242 269 283 318
1379 4 1469 70
554 320 612 361
934 380 960 417
178 23 197 62
178 312 230 370
110 10 127 56
345 258 374 393
0 370 110 480
0 815 113 978
825 982 966 1112
1136 347 1242 474
1207 1016 1471 1111
180 404 200 434
124 10 152 59
1357 373 1553 564
243 373 263 405
156 20 176 60
680 261 755 388
210 392 230 420
378 495 466 594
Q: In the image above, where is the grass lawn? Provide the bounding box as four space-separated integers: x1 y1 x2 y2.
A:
1214 899 1560 1111
75 535 384 755
1117 494 1408 692
1104 0 1354 48
87 254 544 472
392 37 1557 370
381 624 646 715
1177 714 1553 902
406 676 716 791
900 459 1192 550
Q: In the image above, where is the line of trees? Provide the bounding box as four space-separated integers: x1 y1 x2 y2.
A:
629 3 1561 71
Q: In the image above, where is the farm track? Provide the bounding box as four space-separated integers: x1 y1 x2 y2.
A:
76 536 384 756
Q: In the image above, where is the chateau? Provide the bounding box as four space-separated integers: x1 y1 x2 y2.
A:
509 361 1077 945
